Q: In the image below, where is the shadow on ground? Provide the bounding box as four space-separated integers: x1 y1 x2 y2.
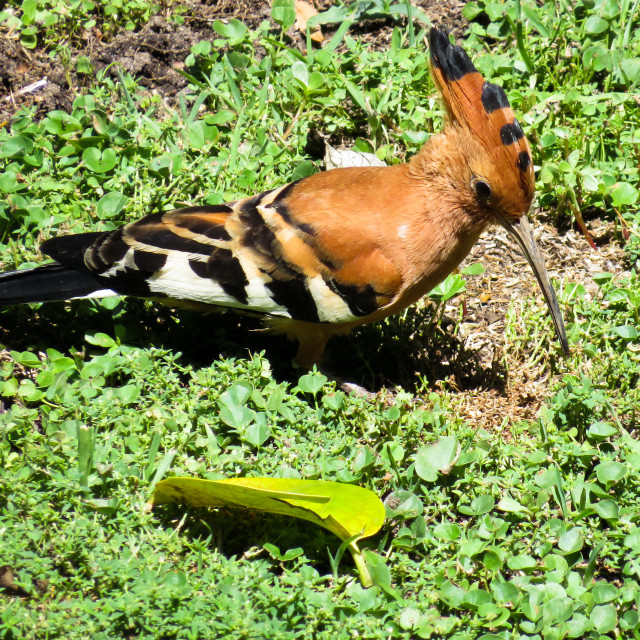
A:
0 299 507 395
154 502 342 578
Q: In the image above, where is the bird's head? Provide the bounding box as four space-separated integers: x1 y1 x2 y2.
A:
428 28 569 354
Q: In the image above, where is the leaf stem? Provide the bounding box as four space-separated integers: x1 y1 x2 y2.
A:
512 0 535 75
350 543 373 587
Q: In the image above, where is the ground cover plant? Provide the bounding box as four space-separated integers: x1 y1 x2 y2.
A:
0 0 639 638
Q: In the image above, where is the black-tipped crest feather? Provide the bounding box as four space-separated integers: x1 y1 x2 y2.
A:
481 82 511 113
429 29 478 81
428 27 535 202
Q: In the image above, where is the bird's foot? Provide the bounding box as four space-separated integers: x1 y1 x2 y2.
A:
337 379 376 400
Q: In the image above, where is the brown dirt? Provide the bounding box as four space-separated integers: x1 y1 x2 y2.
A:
0 0 465 122
0 1 629 431
452 220 627 428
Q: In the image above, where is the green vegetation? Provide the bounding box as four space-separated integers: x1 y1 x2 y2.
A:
1 0 639 638
0 0 168 49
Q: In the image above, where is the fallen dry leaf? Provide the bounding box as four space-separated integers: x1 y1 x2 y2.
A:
324 143 387 170
295 0 324 43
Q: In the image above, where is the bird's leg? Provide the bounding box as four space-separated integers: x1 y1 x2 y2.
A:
293 334 330 369
293 333 376 399
332 376 377 400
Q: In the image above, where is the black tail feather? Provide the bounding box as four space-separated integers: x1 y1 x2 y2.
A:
41 231 105 268
0 263 108 305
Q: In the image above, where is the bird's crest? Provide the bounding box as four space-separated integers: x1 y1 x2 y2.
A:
429 29 535 203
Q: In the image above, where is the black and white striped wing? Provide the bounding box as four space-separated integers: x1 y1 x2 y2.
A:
41 182 386 324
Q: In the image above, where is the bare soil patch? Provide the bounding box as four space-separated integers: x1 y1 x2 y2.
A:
0 0 465 121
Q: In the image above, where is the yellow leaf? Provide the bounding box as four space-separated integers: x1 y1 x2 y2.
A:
152 476 385 585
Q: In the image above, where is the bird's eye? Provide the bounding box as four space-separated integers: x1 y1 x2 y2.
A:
473 179 492 200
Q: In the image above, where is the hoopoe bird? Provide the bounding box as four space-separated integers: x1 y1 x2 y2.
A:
0 29 568 367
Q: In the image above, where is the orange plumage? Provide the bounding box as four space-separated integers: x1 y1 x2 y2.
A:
0 29 568 367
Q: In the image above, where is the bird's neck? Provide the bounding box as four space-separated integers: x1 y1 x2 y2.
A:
385 134 489 306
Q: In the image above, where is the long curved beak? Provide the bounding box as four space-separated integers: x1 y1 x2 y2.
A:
498 214 570 355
